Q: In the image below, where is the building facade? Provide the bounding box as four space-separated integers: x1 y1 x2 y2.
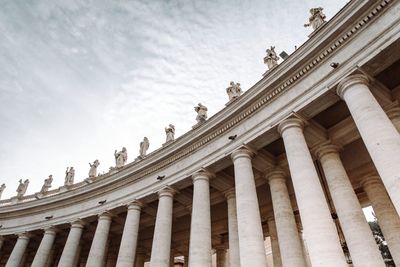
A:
1 0 400 266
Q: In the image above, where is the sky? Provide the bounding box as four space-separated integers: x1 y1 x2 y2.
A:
0 0 351 200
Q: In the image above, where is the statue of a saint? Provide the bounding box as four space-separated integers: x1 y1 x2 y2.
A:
165 124 175 143
226 82 243 101
139 137 150 158
194 103 208 123
89 160 100 177
64 167 75 186
0 183 6 200
115 147 128 168
16 179 29 198
304 7 326 31
264 46 279 70
40 175 53 193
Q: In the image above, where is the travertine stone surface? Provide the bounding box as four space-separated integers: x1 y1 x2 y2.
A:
362 176 400 266
278 118 347 267
215 248 227 267
224 190 240 267
58 220 85 267
5 232 30 267
86 212 113 267
116 201 143 267
188 171 213 267
31 227 57 267
150 187 175 267
267 169 306 267
267 218 282 267
231 147 267 267
315 144 384 267
337 74 400 215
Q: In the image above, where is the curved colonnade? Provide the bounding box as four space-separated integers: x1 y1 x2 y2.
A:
1 0 400 266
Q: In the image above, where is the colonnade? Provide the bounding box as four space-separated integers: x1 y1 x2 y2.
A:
2 74 400 267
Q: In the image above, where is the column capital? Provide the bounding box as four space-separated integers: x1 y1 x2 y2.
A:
360 175 382 188
336 74 370 99
313 143 341 160
157 186 176 198
231 146 255 161
43 226 58 235
192 169 215 182
224 188 235 200
277 117 305 136
98 211 114 221
265 168 287 183
386 106 400 120
126 200 143 211
16 232 31 240
70 219 86 229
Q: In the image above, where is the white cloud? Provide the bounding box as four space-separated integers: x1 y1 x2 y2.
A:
0 0 349 198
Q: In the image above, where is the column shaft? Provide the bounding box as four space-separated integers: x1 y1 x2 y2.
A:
362 176 400 265
316 145 384 267
267 218 282 267
216 248 227 267
150 187 175 267
225 190 240 267
278 118 347 267
58 220 85 267
188 171 212 267
337 74 400 215
31 228 57 267
5 233 30 267
268 170 306 267
116 201 142 267
86 213 113 267
231 148 268 267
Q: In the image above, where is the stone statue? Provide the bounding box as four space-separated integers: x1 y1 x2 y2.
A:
226 81 243 101
89 160 100 177
64 167 75 186
16 179 29 198
194 103 208 123
304 7 326 31
115 147 128 168
165 124 175 143
139 137 150 158
0 183 6 199
264 46 279 70
40 175 53 193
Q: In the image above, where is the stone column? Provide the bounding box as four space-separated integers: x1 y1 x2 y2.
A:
5 232 30 267
231 147 268 267
361 176 400 265
215 247 227 267
224 190 240 267
150 186 175 267
267 218 282 267
315 143 385 266
58 220 85 267
267 169 306 267
31 227 57 267
134 249 146 267
116 201 143 267
188 170 213 267
278 118 347 267
337 74 400 215
0 236 4 251
86 212 113 267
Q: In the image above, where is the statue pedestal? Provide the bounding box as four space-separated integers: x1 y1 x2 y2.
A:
225 98 240 107
192 121 205 129
162 140 174 147
308 21 327 38
10 197 21 204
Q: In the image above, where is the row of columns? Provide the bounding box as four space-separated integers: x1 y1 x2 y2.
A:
3 74 400 267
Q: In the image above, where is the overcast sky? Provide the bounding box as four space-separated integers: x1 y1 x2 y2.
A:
0 0 351 200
